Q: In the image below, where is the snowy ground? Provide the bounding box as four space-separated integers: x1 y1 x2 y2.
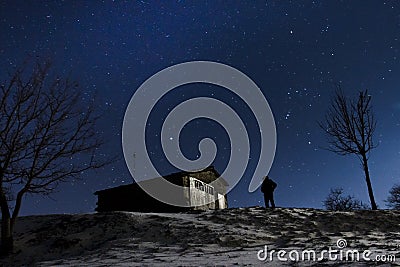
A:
1 207 399 266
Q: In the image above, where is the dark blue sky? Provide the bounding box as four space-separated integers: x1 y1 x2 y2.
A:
1 1 400 215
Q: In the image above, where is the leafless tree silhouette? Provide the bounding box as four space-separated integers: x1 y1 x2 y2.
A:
0 59 110 255
319 87 378 210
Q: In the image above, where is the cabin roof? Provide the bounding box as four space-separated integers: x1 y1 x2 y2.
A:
94 166 228 195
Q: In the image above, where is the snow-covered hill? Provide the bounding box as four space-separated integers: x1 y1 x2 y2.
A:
1 207 399 266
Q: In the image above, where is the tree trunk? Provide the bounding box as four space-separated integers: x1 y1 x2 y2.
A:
0 215 13 256
0 190 14 256
362 154 378 210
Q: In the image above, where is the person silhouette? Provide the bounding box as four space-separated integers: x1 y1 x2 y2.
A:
261 176 277 209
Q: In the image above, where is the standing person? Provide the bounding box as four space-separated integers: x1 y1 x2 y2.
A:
261 176 277 209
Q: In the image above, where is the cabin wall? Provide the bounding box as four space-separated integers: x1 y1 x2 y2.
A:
217 193 228 209
95 185 187 212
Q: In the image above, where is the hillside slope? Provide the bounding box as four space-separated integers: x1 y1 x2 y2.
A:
1 207 399 266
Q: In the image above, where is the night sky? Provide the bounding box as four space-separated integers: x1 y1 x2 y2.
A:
1 1 400 215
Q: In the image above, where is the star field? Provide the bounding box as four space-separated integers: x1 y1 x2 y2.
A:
1 1 400 214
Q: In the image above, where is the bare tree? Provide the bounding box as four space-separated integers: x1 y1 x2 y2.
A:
0 59 109 255
324 188 369 211
386 184 400 210
319 87 378 210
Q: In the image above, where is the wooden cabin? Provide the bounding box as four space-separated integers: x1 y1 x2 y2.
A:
94 166 228 212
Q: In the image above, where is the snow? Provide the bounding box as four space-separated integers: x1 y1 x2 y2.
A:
1 207 399 266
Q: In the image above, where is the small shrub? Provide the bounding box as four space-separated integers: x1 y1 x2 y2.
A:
324 188 369 211
386 184 400 210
